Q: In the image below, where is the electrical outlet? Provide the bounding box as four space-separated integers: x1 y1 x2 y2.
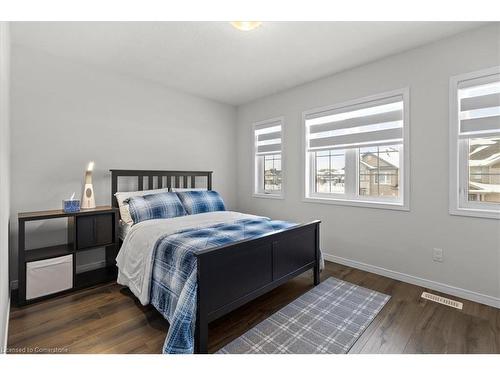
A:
433 248 443 262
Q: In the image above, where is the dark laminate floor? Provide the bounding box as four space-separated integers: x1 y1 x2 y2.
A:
7 261 500 354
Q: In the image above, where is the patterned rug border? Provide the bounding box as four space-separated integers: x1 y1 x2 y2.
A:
217 277 390 354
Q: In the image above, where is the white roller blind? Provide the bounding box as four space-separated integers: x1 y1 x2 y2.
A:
306 95 404 151
458 73 500 138
254 119 282 155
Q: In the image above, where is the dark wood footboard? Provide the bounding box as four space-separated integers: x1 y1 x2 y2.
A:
194 220 321 353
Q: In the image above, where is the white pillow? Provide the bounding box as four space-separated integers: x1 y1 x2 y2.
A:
114 188 170 224
170 188 207 192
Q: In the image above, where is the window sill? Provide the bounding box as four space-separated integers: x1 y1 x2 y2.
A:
253 193 284 200
303 196 409 211
449 207 499 220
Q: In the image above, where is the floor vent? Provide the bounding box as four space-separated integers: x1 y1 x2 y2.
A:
421 292 463 310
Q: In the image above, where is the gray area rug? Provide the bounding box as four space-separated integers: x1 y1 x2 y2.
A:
217 277 390 354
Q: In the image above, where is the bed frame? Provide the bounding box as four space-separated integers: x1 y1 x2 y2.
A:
110 169 321 353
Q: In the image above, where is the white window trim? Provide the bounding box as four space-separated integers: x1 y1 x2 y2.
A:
252 116 285 200
449 66 500 220
302 88 410 211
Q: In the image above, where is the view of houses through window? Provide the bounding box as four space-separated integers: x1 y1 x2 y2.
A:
263 154 282 192
468 137 500 203
359 145 400 198
314 150 345 194
313 145 400 198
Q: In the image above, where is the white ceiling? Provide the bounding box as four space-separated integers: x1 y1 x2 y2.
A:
12 22 487 105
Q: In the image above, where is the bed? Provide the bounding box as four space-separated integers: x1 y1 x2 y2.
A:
110 169 321 353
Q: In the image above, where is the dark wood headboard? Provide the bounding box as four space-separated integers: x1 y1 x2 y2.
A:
110 169 213 208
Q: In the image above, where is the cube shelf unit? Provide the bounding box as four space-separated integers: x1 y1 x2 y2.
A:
17 206 119 305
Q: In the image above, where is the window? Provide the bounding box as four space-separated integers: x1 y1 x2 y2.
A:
264 154 282 192
313 149 345 194
450 67 500 219
253 117 284 198
359 145 400 195
304 89 409 210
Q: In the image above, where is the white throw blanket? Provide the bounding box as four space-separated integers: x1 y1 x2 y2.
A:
116 211 266 305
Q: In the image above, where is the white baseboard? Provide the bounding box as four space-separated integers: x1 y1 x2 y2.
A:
9 260 108 291
2 297 9 353
323 253 500 309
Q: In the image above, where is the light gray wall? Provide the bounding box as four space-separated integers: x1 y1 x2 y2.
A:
10 45 237 282
0 22 10 351
236 24 500 305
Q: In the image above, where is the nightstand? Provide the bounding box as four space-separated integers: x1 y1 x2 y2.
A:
17 206 119 305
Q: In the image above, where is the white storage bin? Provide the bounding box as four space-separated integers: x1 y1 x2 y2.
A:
26 255 73 300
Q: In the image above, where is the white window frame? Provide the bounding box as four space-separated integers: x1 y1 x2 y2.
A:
302 88 410 211
253 116 285 199
449 67 500 219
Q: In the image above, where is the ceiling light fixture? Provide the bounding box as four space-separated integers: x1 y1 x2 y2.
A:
230 21 262 31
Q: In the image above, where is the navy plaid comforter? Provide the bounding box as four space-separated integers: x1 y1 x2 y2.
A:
149 217 296 354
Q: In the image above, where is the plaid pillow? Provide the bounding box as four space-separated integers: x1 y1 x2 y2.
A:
176 190 226 215
127 192 187 224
